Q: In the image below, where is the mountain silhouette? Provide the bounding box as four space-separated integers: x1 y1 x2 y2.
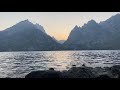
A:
0 20 62 51
1 14 120 51
64 14 120 50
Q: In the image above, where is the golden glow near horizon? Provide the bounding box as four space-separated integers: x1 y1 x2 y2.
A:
0 12 119 40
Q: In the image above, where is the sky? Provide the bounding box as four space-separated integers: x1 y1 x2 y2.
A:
0 12 119 40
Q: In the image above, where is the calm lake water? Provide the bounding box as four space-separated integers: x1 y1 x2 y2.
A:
0 50 120 78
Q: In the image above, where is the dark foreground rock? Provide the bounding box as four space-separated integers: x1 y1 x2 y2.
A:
25 68 64 78
25 70 63 78
96 75 111 78
25 65 120 78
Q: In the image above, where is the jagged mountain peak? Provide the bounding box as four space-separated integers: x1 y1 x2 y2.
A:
72 25 81 31
19 19 33 24
4 20 47 34
81 19 99 30
64 13 120 50
0 19 61 51
87 19 97 25
23 19 30 22
12 19 35 29
82 19 97 28
74 25 79 29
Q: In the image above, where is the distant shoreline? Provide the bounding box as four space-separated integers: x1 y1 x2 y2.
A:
0 49 120 52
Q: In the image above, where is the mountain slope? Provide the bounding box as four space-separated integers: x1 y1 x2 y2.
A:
64 14 120 50
0 20 62 51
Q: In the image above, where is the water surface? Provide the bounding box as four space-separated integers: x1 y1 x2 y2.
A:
0 50 120 78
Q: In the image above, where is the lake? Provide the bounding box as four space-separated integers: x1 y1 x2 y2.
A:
0 50 120 78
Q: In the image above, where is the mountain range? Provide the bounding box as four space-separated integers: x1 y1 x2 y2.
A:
64 14 120 50
0 19 63 51
0 14 120 51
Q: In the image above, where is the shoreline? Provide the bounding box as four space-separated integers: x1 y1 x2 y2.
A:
25 65 120 78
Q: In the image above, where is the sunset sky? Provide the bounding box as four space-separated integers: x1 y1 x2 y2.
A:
0 12 119 40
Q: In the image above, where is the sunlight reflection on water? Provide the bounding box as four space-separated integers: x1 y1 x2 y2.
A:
0 50 120 78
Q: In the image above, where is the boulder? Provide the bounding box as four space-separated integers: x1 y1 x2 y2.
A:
108 65 120 78
25 70 63 78
67 67 96 78
25 65 120 78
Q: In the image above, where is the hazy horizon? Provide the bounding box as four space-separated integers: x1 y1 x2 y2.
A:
0 12 119 40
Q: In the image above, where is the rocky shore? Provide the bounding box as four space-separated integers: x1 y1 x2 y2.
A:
25 65 120 78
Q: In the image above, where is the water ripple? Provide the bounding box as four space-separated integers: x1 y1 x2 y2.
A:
0 50 120 78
